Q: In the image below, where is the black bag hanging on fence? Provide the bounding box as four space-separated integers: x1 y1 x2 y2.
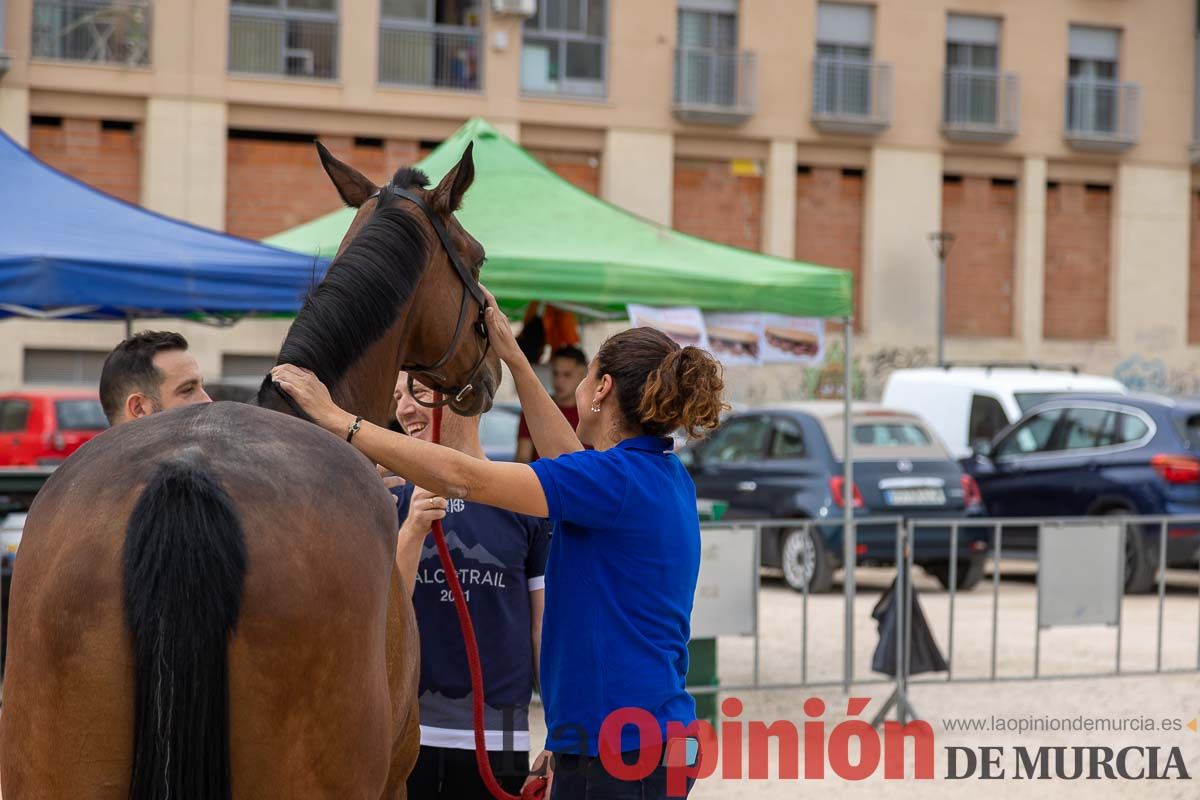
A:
870 575 949 677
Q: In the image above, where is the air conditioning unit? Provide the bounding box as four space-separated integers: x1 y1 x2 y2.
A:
492 0 537 17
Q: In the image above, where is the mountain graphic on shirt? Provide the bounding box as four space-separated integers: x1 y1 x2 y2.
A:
421 531 506 569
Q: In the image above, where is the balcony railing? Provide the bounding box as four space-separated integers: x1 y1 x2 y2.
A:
942 68 1019 142
673 47 756 125
811 57 892 134
379 22 482 91
1064 77 1140 150
228 8 337 80
31 0 151 67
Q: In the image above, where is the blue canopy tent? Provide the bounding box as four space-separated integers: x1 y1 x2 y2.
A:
0 129 328 326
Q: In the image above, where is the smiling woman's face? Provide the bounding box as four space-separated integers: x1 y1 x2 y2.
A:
393 372 434 440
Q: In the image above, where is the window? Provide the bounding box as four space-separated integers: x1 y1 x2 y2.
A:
55 399 108 431
968 393 1009 446
1112 411 1150 445
522 0 606 98
379 0 483 90
815 2 874 117
479 407 520 456
945 14 1000 126
993 408 1064 458
676 1 739 108
1058 407 1114 450
23 348 107 385
1067 25 1120 134
0 401 31 433
770 417 807 459
853 422 933 447
229 0 339 79
31 0 152 67
703 416 770 464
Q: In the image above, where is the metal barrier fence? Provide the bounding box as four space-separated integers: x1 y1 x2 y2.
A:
690 515 1200 708
379 22 483 91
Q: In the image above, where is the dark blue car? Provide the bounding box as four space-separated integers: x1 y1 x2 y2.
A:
680 404 989 593
965 393 1200 592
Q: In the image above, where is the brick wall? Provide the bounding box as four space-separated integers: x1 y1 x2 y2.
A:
672 158 763 251
29 117 141 204
225 133 421 240
529 148 600 196
940 175 1016 338
1190 191 1200 344
795 166 864 328
1044 181 1111 340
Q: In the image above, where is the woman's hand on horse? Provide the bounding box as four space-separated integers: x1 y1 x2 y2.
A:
401 487 447 535
270 364 352 434
481 286 523 367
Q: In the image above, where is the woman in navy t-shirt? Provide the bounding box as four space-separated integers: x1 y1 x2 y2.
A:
273 311 725 799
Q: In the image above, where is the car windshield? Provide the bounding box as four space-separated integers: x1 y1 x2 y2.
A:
854 422 932 447
479 408 519 452
55 399 108 431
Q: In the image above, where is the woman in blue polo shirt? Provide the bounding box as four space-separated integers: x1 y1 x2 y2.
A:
272 310 725 799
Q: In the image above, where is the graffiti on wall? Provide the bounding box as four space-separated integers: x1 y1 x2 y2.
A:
1113 354 1200 396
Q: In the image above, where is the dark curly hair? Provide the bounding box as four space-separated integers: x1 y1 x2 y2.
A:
596 327 726 438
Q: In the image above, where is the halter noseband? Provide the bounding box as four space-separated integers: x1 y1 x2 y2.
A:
369 184 491 409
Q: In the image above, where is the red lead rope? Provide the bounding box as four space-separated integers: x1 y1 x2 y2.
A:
429 400 548 800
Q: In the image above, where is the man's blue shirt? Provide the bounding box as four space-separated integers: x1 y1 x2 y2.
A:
530 435 700 756
394 484 551 751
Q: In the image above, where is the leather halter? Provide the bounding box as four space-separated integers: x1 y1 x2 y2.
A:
370 184 491 408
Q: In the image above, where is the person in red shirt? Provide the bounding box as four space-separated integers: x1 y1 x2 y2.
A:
516 346 587 463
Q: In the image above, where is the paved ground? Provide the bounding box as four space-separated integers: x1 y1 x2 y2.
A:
529 563 1200 798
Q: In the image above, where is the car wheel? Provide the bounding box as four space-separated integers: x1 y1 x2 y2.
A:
780 527 834 593
925 556 986 591
1121 523 1156 594
1097 509 1156 593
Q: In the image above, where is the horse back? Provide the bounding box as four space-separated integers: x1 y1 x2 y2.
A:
0 402 406 798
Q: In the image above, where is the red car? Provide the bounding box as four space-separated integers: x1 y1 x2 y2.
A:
0 391 109 467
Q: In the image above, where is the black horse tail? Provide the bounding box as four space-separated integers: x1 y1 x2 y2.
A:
122 460 247 800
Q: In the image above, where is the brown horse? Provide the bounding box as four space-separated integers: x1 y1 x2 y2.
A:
0 143 500 798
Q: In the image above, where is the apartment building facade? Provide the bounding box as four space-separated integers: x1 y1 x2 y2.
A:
0 0 1197 400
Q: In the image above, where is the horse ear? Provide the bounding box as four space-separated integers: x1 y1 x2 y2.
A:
316 140 377 208
430 142 475 214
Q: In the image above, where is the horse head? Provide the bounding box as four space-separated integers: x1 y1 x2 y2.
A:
263 142 501 423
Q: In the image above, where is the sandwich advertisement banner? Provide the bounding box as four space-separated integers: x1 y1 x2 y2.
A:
703 313 763 366
701 313 825 366
627 304 710 350
759 314 825 365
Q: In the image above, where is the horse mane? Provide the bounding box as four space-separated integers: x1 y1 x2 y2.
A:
256 204 430 406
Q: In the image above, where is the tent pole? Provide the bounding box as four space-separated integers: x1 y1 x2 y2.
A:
842 316 855 694
124 315 134 339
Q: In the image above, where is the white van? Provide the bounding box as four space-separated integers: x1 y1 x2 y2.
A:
882 366 1127 459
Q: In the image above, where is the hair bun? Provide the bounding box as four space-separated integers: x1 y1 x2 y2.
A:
639 344 726 439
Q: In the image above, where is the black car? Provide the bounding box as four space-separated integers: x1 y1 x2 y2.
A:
965 393 1200 592
680 404 989 593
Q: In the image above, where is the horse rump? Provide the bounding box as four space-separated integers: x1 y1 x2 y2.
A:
122 460 248 800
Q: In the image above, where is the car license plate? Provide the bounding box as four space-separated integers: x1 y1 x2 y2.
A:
885 488 945 506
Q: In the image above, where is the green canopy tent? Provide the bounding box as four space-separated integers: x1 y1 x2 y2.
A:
268 117 861 689
267 117 850 318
